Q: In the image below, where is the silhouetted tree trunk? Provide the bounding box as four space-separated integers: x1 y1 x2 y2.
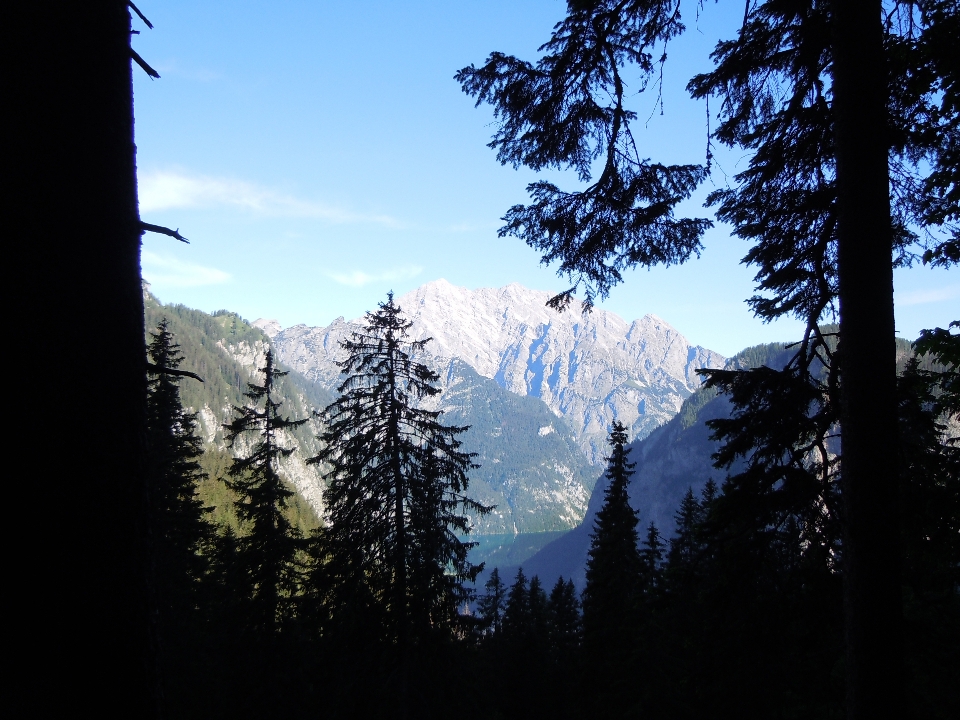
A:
831 1 903 717
11 2 153 716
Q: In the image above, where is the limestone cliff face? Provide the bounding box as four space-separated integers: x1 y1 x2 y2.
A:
271 279 725 464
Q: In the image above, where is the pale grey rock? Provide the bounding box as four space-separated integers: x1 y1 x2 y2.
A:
205 338 327 518
252 318 282 338
272 280 725 464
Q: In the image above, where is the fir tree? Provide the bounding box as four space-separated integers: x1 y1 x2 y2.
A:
501 567 530 645
670 490 702 558
527 575 550 655
145 320 213 713
146 320 211 618
638 523 664 596
547 577 581 658
581 421 642 715
666 487 708 594
582 421 641 647
477 567 507 636
312 292 489 645
224 349 307 635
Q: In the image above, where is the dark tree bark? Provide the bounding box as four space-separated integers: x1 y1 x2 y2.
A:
831 0 904 717
10 2 153 716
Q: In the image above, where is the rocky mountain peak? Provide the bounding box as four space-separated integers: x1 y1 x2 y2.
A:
272 280 725 464
252 318 282 338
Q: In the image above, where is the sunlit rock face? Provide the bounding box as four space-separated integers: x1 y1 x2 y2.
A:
272 279 724 465
251 318 282 338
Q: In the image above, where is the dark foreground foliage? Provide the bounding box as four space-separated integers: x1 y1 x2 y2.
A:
150 320 956 719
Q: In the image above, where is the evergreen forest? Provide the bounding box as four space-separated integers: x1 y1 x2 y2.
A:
11 2 958 719
142 290 959 719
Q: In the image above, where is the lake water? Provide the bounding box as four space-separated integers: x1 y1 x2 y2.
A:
466 530 570 571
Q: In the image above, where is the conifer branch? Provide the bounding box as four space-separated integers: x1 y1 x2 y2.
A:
146 362 204 383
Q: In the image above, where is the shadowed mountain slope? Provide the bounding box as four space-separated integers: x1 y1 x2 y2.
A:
515 342 796 588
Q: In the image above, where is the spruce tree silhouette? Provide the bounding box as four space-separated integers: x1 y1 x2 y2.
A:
311 292 488 714
638 522 664 596
501 568 531 646
527 575 550 655
224 349 307 636
546 576 581 659
477 567 507 636
582 421 642 714
147 319 212 592
146 320 211 589
145 320 212 698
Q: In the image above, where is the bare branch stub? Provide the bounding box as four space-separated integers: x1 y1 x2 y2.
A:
128 2 154 30
141 221 189 243
130 48 160 79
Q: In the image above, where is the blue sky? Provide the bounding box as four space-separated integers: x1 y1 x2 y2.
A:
134 1 956 357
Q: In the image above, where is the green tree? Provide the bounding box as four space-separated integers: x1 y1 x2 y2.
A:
224 349 307 634
547 576 581 658
638 522 664 596
582 422 641 643
145 320 215 715
665 489 703 584
312 292 488 646
501 567 531 644
527 575 550 654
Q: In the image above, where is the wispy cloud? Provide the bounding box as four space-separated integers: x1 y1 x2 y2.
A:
898 285 960 306
138 170 401 226
327 265 424 288
142 251 231 287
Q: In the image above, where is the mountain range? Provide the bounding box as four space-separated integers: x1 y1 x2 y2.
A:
261 279 725 465
145 279 727 545
514 342 792 588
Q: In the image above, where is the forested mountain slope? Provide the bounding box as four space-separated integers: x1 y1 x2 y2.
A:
144 286 330 523
144 287 597 535
518 335 925 588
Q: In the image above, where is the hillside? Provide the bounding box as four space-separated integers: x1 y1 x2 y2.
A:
144 286 598 536
514 334 927 588
144 287 330 525
515 341 799 588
